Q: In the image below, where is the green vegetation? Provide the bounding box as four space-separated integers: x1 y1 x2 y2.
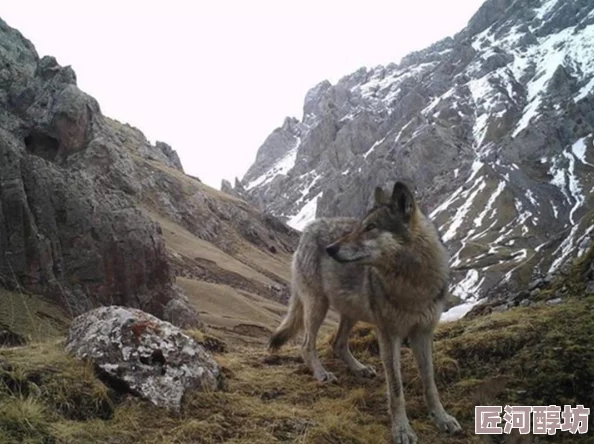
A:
0 288 70 343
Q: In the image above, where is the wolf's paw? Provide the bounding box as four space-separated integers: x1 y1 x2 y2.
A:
430 410 462 434
354 365 377 378
315 370 338 384
392 422 417 444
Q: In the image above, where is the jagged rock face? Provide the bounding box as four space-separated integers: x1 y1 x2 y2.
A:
0 16 300 328
114 124 185 173
65 306 223 411
0 18 195 324
235 0 594 303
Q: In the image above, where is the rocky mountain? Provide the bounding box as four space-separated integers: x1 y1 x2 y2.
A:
1 10 593 444
0 17 300 339
232 0 594 309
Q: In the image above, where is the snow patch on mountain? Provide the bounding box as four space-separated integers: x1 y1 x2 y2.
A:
572 137 594 167
576 78 594 102
364 137 386 159
287 192 323 231
452 269 484 300
442 179 487 243
473 180 506 228
245 139 300 190
237 0 594 308
440 299 480 322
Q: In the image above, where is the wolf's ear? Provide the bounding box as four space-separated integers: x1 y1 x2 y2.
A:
391 181 415 219
374 186 389 205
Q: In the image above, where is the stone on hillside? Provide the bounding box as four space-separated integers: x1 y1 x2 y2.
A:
0 326 26 347
65 306 224 411
528 279 544 291
220 179 233 195
163 290 202 329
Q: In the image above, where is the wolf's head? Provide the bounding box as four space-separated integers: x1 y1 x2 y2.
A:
325 181 417 265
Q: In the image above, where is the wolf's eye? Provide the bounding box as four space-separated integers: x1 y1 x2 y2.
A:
365 223 376 232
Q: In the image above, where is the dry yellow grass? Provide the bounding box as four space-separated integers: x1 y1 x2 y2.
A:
177 277 338 346
144 208 278 287
1 285 592 443
178 278 279 335
0 288 70 343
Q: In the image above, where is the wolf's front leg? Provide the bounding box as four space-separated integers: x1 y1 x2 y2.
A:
409 329 462 434
377 330 417 444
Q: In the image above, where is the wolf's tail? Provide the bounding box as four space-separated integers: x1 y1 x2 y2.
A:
268 287 303 351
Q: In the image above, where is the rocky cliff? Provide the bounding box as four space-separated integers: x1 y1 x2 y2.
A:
0 17 298 332
233 0 594 307
1 9 592 444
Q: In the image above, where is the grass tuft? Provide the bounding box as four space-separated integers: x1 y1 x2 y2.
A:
0 257 593 443
0 395 53 444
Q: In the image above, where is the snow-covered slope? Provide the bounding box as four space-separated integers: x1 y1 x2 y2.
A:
230 0 594 304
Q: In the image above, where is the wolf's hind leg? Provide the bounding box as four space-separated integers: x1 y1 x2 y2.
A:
332 316 376 378
301 293 336 383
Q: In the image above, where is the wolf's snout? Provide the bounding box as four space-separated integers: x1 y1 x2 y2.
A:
326 243 340 257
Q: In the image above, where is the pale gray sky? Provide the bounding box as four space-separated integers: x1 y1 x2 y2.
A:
2 0 485 188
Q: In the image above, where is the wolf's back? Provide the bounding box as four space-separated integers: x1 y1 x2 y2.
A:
268 217 358 351
293 217 359 278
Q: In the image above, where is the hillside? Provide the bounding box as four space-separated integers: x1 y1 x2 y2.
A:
2 248 593 443
231 0 594 314
0 16 341 346
1 3 594 443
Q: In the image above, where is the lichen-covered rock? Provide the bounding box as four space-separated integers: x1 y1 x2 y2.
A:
65 306 223 410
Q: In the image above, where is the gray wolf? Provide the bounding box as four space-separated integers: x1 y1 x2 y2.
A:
268 182 462 443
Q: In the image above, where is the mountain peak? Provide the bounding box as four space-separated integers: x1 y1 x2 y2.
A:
235 0 594 305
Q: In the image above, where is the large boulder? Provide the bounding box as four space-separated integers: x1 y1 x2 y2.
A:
65 306 224 411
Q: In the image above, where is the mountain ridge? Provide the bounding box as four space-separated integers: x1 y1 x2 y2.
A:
0 15 307 343
231 0 594 311
1 8 593 444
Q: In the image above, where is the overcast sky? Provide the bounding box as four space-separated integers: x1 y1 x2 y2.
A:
2 0 485 189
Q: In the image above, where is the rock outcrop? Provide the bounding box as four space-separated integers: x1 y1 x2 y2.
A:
0 16 299 331
233 0 594 306
0 20 187 321
65 306 224 410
